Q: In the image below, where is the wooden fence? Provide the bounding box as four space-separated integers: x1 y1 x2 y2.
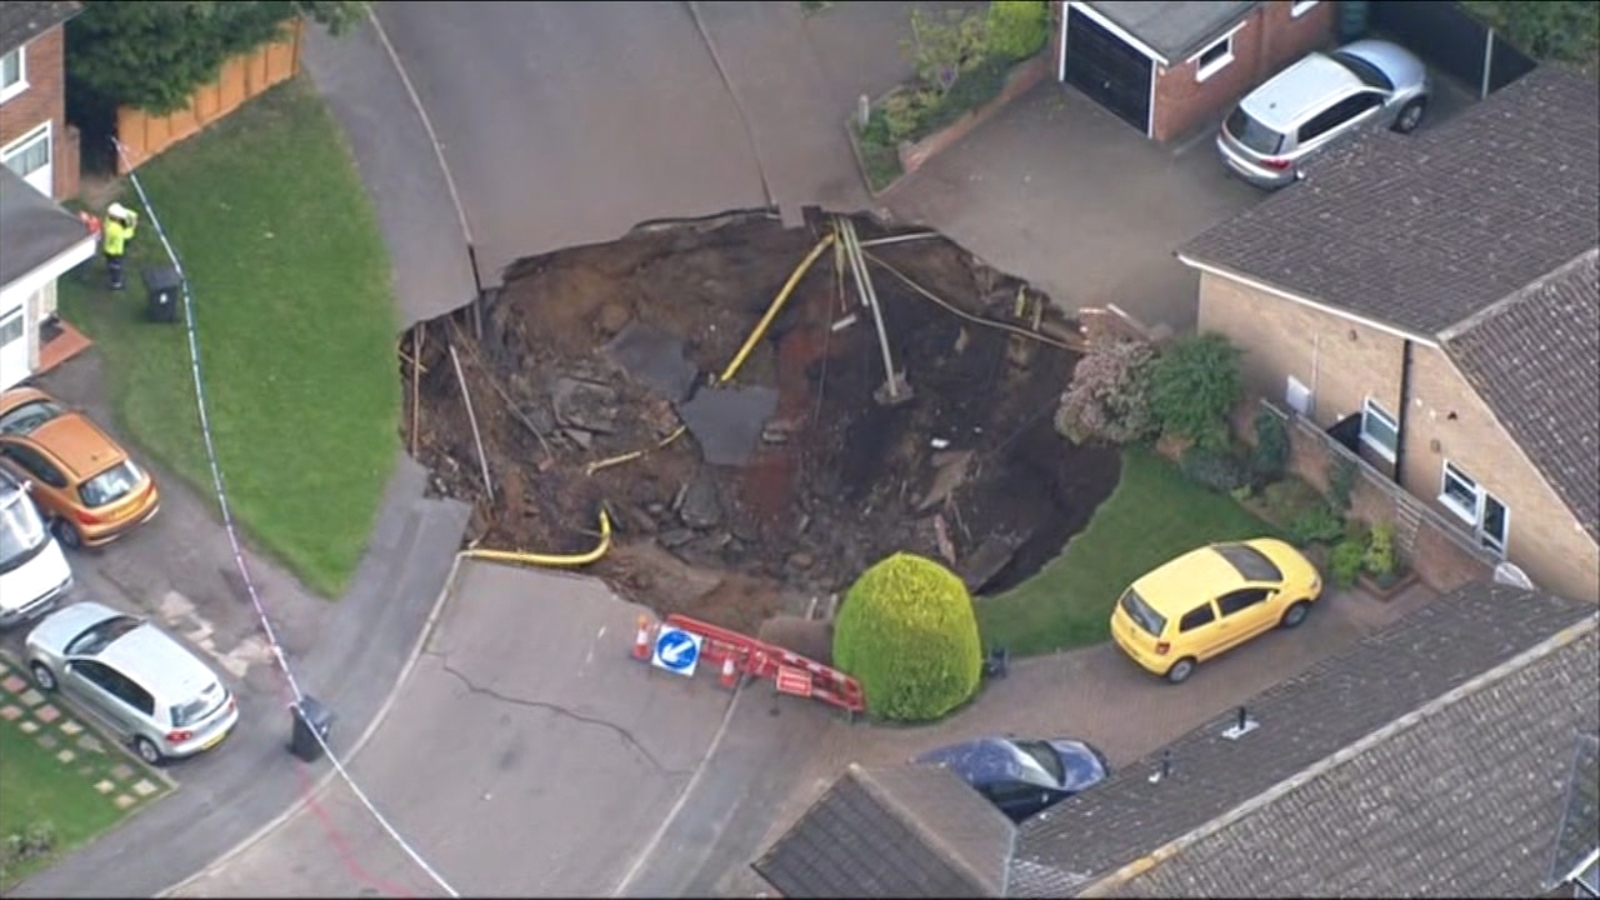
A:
115 19 303 174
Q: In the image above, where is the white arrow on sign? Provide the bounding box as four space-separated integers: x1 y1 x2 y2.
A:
660 639 693 665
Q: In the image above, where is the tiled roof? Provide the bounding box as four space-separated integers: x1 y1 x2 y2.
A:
1179 66 1600 337
1442 250 1600 541
1549 733 1600 890
753 763 1017 898
0 166 95 289
1008 582 1597 898
1100 631 1600 898
0 1 82 55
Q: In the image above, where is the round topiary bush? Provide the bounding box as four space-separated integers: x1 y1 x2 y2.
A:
832 553 983 722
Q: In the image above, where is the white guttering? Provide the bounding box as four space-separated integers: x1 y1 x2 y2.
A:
1177 254 1439 347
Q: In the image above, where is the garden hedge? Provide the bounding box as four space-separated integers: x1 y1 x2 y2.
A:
832 553 983 722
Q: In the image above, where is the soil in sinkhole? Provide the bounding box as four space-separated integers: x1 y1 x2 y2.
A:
404 212 1121 636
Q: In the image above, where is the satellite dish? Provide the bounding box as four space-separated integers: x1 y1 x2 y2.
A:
1493 561 1535 590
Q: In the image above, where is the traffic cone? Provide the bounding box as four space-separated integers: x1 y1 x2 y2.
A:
720 655 739 690
632 615 652 661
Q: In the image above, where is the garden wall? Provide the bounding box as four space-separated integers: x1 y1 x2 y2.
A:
115 20 302 174
896 51 1052 177
1245 399 1495 594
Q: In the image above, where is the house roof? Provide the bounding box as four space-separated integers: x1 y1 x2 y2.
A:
1549 733 1600 891
1008 581 1598 898
1083 1 1259 65
0 1 82 55
1441 250 1600 542
0 165 95 290
753 763 1017 898
1178 65 1600 338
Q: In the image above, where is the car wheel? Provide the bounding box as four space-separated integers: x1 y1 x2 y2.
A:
30 663 57 692
1165 658 1197 684
1393 99 1426 134
52 519 82 550
1280 600 1312 629
134 737 163 766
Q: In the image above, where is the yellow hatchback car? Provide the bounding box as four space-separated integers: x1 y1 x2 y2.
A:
1110 538 1322 684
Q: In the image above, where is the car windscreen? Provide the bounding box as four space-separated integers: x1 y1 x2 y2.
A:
173 681 229 727
78 460 143 508
65 615 143 656
1329 51 1395 91
1119 589 1167 638
0 399 67 437
1214 543 1284 582
1013 740 1066 787
1225 107 1285 155
0 488 49 574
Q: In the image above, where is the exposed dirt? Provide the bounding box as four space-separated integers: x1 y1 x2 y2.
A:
404 213 1120 635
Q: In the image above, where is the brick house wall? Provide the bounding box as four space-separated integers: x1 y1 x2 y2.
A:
1152 0 1336 142
0 26 76 200
1402 345 1600 603
1200 272 1600 603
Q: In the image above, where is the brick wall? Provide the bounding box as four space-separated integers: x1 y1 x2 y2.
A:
0 27 75 200
1196 270 1407 432
1152 0 1336 142
1401 345 1600 603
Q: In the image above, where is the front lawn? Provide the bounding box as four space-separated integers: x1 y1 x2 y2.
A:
60 78 400 597
976 447 1281 656
0 718 132 891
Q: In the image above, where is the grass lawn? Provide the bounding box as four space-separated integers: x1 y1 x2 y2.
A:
0 723 132 890
59 78 400 597
976 447 1281 656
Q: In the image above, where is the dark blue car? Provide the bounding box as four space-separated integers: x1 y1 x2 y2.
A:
912 736 1110 822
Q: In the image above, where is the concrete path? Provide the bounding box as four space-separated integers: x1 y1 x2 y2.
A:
885 81 1263 333
172 562 743 897
6 353 471 899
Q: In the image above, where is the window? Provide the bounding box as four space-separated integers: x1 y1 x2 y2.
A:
0 399 66 436
1119 589 1167 637
1196 34 1235 82
1179 604 1216 633
0 444 67 488
0 309 22 350
1480 492 1509 554
1214 543 1284 582
1217 588 1271 616
1298 92 1385 144
100 664 156 716
1 123 50 181
0 48 23 104
1440 462 1479 522
1360 398 1400 462
1290 0 1321 18
1285 376 1312 416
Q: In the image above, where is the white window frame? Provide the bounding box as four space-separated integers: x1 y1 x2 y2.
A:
1 121 51 189
1359 397 1399 463
0 47 26 105
1285 376 1312 417
1194 32 1237 83
1439 461 1479 523
1478 491 1509 555
1290 0 1322 18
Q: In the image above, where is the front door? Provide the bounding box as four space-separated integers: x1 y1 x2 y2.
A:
1215 588 1274 650
0 306 26 389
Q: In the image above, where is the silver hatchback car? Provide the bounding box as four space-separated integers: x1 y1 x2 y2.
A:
26 601 239 765
1217 39 1430 189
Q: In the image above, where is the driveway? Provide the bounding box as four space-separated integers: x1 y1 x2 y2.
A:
883 82 1263 333
6 353 470 898
170 561 762 897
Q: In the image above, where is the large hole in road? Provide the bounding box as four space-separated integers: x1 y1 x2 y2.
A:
404 212 1121 635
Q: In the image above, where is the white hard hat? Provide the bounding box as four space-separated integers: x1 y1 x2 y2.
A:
107 202 131 219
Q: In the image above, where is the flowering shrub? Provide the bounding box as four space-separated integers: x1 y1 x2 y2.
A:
1054 339 1158 445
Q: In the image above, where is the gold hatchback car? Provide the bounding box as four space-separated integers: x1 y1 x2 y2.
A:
1110 538 1322 684
0 388 160 549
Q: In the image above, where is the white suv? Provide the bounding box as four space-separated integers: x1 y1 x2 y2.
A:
0 467 72 629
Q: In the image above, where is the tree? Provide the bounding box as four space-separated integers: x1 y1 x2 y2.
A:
1054 338 1158 445
1462 1 1600 67
831 553 983 722
1147 332 1242 449
67 1 369 114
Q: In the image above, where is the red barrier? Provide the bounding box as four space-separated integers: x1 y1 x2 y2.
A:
658 614 865 717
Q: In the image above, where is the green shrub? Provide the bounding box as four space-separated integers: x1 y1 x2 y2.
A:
1327 455 1358 512
1180 445 1253 494
1364 522 1398 577
832 553 983 722
918 57 1011 134
1251 409 1290 483
1288 502 1346 546
902 7 990 86
1148 333 1243 449
1329 539 1366 588
986 0 1049 61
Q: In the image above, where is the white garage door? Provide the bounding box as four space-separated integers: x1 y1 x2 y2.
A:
2 122 52 197
0 305 27 390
